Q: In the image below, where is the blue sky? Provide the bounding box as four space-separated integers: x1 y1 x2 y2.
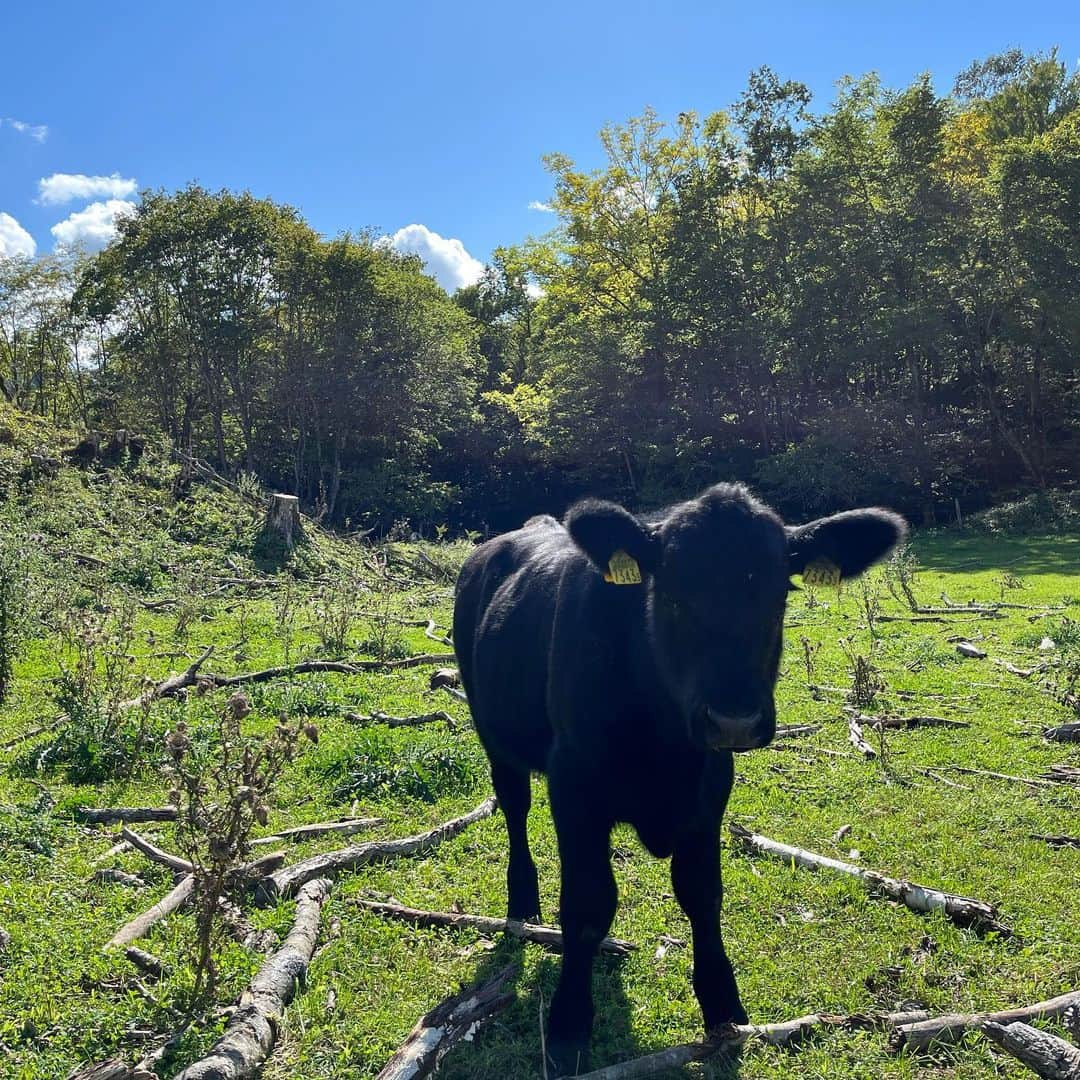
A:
2 1 1077 289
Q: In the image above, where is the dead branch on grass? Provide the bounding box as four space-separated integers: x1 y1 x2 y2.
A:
105 875 193 949
77 806 177 824
343 710 455 730
250 818 383 845
352 899 635 956
980 1020 1080 1078
256 796 498 902
888 989 1080 1052
120 827 194 874
375 963 517 1080
171 878 332 1080
728 823 1009 934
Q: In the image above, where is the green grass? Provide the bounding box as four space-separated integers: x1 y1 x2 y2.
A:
0 440 1077 1077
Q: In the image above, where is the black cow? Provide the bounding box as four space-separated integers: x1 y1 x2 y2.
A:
453 484 905 1075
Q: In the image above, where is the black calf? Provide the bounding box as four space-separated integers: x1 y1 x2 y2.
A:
453 483 905 1074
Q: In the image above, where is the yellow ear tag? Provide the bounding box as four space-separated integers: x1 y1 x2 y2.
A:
604 550 642 585
802 557 842 587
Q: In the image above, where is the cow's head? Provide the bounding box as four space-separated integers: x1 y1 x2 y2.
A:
565 484 906 752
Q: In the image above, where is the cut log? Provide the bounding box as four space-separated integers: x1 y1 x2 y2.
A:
1044 724 1080 743
429 667 460 690
172 877 331 1080
352 899 635 956
890 989 1080 1053
344 710 454 731
980 1020 1080 1079
257 796 498 903
375 963 517 1080
259 493 305 552
78 806 178 825
728 823 1008 934
124 946 166 979
120 827 194 874
105 875 193 949
250 818 383 845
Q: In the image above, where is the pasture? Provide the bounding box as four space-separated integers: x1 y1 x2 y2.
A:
0 454 1077 1079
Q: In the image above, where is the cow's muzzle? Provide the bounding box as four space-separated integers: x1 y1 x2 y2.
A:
702 708 774 752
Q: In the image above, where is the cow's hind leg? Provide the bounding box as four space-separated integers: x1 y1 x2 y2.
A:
489 759 541 921
546 771 616 1076
671 823 748 1031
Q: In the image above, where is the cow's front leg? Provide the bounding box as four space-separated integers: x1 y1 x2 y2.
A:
671 822 747 1031
546 769 616 1077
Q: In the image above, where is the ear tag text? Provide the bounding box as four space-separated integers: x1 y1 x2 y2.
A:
802 557 841 587
604 550 642 585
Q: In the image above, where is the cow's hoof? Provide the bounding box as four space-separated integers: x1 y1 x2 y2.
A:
705 1003 748 1031
546 1040 590 1077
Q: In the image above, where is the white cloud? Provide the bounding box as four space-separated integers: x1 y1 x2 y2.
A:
0 213 36 258
50 199 136 252
388 223 485 293
3 118 49 142
38 172 138 205
528 200 554 212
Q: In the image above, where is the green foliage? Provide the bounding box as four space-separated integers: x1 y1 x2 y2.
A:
965 491 1080 535
317 727 487 804
0 789 56 857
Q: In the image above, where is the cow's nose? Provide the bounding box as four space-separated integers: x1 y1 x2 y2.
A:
703 708 771 751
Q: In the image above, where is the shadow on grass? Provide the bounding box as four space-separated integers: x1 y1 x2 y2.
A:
437 934 743 1079
915 532 1080 579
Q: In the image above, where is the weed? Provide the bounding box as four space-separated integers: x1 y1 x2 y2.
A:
839 637 886 711
165 693 317 1000
883 544 920 611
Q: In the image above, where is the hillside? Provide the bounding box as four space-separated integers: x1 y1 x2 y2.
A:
0 406 1078 1079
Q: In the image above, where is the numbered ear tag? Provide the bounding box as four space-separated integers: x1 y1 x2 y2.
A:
802 557 842 587
604 550 642 585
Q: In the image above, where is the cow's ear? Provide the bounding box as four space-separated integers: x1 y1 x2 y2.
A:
565 499 660 576
787 508 907 581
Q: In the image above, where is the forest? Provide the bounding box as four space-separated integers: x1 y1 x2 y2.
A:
2 47 1077 533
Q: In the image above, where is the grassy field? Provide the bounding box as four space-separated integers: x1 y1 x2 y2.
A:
0 427 1077 1078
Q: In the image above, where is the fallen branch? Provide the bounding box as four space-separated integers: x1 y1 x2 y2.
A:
91 868 145 889
441 685 468 703
845 710 970 731
980 1020 1080 1079
0 717 63 750
121 645 215 709
1044 765 1080 785
257 797 498 902
942 766 1063 789
124 946 166 979
575 1007 936 1079
423 619 453 647
729 824 1009 934
343 710 455 731
847 714 877 757
105 875 193 949
1030 833 1080 849
352 899 635 956
375 963 517 1080
66 1061 153 1080
120 827 194 874
889 989 1080 1052
77 806 177 825
1044 724 1080 743
172 877 331 1080
774 724 822 739
251 818 383 845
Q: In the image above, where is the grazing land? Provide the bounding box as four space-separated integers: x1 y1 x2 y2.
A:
0 439 1077 1079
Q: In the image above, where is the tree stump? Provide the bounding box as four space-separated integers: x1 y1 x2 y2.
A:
257 494 305 555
